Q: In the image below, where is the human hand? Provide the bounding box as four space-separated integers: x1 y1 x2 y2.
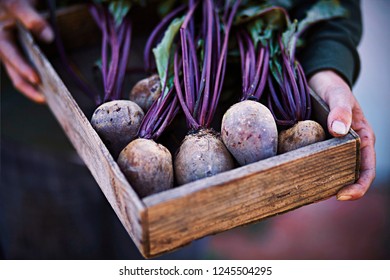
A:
0 0 54 103
309 70 376 201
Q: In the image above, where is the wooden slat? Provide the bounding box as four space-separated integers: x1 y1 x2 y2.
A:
17 24 148 253
16 4 360 258
143 135 358 257
311 90 361 179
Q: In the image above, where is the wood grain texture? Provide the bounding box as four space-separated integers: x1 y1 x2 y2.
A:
16 5 361 258
143 135 358 257
17 24 148 253
142 93 360 257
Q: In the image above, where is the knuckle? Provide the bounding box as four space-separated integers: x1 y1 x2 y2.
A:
360 131 376 147
336 104 352 115
366 135 376 147
325 84 349 99
360 123 376 143
325 85 354 110
366 126 376 143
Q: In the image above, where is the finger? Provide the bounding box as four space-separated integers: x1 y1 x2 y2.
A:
337 109 376 201
337 150 376 201
308 71 354 137
4 62 46 103
0 32 40 84
3 0 54 42
337 143 376 200
323 85 354 137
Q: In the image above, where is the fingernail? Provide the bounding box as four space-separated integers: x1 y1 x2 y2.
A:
337 195 352 201
40 26 54 42
332 120 348 135
36 95 46 104
28 73 40 84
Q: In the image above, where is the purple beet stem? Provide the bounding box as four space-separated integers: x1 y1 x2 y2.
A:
90 4 133 102
267 35 312 126
143 4 187 73
236 27 269 102
175 0 241 130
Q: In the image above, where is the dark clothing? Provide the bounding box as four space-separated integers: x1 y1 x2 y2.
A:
292 0 362 87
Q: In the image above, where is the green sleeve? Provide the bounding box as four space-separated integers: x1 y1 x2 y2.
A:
290 0 362 87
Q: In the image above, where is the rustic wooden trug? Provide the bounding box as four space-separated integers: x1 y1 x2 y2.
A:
17 5 360 258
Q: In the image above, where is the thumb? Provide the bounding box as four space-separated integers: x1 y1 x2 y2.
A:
309 71 354 137
326 88 353 137
4 0 54 43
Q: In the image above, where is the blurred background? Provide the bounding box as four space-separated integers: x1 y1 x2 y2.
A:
205 0 390 260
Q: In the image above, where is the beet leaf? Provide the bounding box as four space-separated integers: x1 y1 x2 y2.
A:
138 9 186 140
153 16 185 96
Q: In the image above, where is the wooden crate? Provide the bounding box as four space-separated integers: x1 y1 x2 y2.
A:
17 5 360 258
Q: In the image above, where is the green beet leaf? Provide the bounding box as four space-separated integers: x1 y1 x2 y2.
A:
153 16 185 96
